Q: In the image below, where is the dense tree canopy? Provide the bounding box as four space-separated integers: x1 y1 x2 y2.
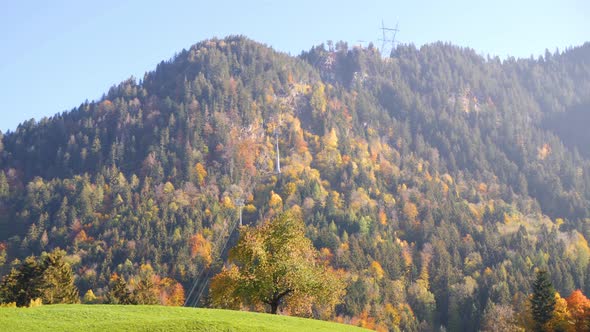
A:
0 36 589 330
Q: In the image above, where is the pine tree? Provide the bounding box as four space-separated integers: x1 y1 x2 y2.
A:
0 256 43 306
14 256 44 306
39 250 80 304
531 270 556 331
0 266 21 305
0 250 80 306
108 275 133 304
133 275 158 305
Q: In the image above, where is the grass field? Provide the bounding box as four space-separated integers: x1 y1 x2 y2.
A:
0 304 370 331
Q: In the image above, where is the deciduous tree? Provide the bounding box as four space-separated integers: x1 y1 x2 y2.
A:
566 289 590 331
210 207 345 315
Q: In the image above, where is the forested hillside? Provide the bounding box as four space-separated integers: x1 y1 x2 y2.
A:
1 36 590 331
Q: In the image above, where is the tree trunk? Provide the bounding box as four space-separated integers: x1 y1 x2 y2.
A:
268 289 291 314
270 301 279 314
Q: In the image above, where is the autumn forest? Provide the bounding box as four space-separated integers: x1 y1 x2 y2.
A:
1 36 590 331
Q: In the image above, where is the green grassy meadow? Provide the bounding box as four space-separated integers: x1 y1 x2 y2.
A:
0 304 370 331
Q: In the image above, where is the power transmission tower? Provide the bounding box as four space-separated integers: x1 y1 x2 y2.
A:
379 20 399 57
236 198 245 226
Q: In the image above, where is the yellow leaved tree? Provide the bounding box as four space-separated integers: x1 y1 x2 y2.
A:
209 207 345 315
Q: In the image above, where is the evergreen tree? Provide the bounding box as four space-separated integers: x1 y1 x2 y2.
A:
132 265 159 305
11 256 43 307
133 275 158 305
108 275 133 304
0 250 79 306
0 265 22 305
39 250 80 304
531 270 557 330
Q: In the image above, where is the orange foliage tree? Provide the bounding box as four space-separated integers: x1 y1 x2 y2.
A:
566 289 590 331
190 233 212 267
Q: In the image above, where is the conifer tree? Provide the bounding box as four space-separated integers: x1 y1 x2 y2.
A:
11 256 43 306
133 276 158 304
0 250 79 306
39 250 80 304
531 270 556 331
0 265 23 305
108 275 133 304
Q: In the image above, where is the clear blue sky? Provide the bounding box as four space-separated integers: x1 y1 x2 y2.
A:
1 0 588 132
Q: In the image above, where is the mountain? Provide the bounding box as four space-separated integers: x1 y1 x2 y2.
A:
1 36 590 330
